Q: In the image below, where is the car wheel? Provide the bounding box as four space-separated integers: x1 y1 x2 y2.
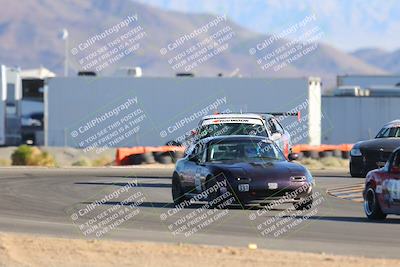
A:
364 186 386 220
294 195 313 210
172 174 186 207
154 152 173 164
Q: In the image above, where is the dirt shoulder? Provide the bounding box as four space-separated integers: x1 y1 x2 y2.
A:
0 232 398 267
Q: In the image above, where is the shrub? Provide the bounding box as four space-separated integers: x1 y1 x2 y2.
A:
11 145 56 167
11 145 33 165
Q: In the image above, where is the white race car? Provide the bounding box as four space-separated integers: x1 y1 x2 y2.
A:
185 112 298 157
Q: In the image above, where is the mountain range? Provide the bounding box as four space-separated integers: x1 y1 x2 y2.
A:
0 0 397 90
352 48 400 74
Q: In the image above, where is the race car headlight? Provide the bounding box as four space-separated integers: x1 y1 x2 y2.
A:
350 148 362 156
290 176 306 182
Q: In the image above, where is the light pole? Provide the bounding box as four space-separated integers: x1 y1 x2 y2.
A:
61 28 69 77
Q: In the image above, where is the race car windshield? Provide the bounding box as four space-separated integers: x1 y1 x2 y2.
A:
207 141 285 162
198 123 268 139
375 127 400 138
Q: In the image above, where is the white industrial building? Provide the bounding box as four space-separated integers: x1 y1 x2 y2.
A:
322 75 400 144
5 70 400 147
0 65 54 146
45 76 322 147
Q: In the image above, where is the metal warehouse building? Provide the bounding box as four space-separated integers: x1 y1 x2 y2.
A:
45 77 322 148
322 75 400 144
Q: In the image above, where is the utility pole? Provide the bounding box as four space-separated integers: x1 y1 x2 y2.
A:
61 28 69 77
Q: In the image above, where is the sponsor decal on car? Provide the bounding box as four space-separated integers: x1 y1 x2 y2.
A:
376 185 383 194
383 179 400 203
268 182 278 190
202 118 263 125
238 184 250 192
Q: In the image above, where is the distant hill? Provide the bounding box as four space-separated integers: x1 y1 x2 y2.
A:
0 0 388 89
352 48 400 74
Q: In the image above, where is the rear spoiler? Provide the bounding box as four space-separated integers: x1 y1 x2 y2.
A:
216 111 301 122
269 112 301 122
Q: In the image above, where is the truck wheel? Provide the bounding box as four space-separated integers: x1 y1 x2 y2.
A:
364 186 386 220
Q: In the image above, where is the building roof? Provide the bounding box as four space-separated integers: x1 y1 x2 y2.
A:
20 67 56 79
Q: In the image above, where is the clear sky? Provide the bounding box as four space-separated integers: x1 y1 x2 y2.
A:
135 0 400 52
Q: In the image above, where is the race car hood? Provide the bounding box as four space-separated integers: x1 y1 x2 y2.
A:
208 161 308 179
355 138 400 153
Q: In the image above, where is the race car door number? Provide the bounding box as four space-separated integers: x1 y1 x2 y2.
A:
238 184 249 192
268 183 278 189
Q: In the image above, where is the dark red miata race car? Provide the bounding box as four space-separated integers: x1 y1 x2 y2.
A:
364 147 400 220
172 135 314 209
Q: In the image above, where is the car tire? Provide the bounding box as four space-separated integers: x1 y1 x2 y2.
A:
154 152 173 164
319 151 333 158
294 195 313 210
332 149 342 158
172 174 186 207
142 152 156 164
172 151 185 162
303 150 319 159
124 154 143 165
341 151 350 159
364 186 386 220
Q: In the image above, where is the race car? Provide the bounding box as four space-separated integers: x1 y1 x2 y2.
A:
363 146 400 220
172 135 314 209
185 112 298 158
350 120 400 177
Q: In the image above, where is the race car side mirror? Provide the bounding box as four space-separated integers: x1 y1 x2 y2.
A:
270 132 282 141
288 153 299 161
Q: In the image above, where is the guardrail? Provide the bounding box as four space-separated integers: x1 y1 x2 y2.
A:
116 144 353 165
292 144 353 159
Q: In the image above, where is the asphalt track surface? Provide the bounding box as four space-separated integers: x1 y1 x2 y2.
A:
0 167 399 259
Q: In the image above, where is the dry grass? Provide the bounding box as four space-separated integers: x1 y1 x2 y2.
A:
298 157 349 170
0 158 11 166
71 156 113 167
91 156 113 167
